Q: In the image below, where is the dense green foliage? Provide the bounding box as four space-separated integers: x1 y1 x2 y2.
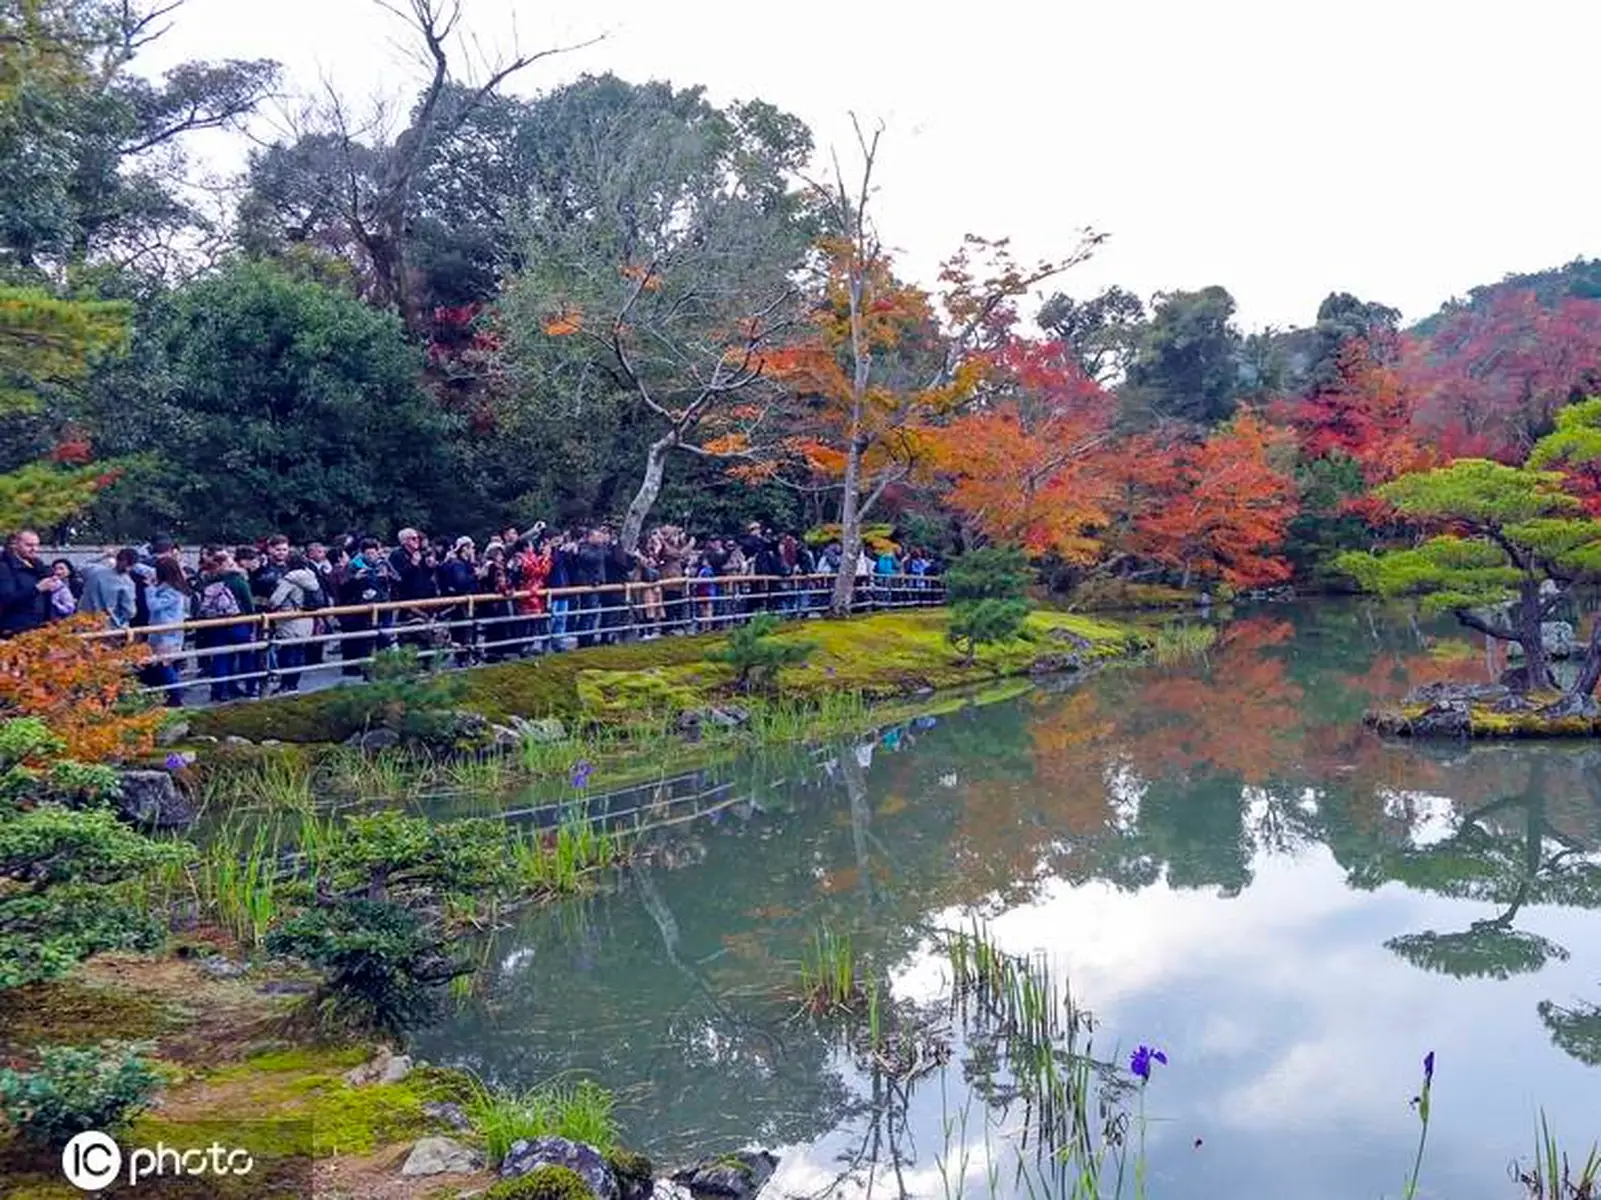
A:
265 899 467 1037
0 719 182 989
324 647 476 750
0 1040 160 1145
945 546 1033 663
85 261 455 540
708 613 815 692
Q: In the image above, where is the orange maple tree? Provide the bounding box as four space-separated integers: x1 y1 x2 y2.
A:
1119 411 1300 588
764 120 1102 612
924 338 1119 562
0 616 161 763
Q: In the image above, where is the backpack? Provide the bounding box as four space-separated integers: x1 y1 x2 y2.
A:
300 581 327 611
198 579 240 619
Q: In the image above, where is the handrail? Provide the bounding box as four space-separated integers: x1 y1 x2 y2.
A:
64 570 944 707
77 571 933 642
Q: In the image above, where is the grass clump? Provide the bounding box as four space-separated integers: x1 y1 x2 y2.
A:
797 926 863 1014
465 1076 619 1165
1153 622 1218 665
1516 1110 1600 1198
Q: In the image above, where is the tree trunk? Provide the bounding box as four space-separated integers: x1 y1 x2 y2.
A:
830 437 867 616
1570 618 1601 699
620 433 677 555
1510 578 1554 691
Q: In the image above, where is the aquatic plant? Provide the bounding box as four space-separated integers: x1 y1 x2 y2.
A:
1516 1110 1600 1199
1401 1050 1435 1200
1151 622 1217 664
509 808 626 896
798 926 863 1013
464 1075 619 1165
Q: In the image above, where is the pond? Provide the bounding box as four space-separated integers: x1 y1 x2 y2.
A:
413 602 1601 1199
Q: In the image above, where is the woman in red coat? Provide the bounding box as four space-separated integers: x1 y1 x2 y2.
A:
512 538 553 654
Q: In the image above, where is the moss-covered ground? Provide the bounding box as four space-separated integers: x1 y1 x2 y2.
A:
189 608 1145 745
0 955 492 1198
1368 693 1601 738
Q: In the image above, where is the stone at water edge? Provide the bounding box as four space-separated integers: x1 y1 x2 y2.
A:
344 727 401 751
400 1136 484 1177
343 1045 412 1087
500 1136 619 1200
512 716 568 743
491 724 522 749
670 1150 779 1200
421 1100 472 1132
116 770 197 829
154 720 191 746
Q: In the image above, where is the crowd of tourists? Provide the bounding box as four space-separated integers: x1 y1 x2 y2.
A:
0 522 944 705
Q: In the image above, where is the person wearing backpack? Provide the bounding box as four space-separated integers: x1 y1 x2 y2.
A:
267 556 324 693
194 550 252 702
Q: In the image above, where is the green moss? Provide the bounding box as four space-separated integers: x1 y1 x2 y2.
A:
605 1147 654 1182
483 1167 596 1200
576 667 711 723
189 610 1143 744
1368 698 1601 739
0 978 178 1054
1067 579 1215 611
136 1044 456 1159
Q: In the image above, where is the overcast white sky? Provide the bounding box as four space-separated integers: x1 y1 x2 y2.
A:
145 0 1601 332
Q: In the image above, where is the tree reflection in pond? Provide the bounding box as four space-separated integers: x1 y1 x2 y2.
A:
410 601 1601 1198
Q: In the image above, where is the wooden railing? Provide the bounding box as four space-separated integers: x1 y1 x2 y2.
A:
77 572 945 706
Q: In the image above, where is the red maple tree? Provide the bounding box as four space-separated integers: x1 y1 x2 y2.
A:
1404 290 1601 460
1119 411 1300 588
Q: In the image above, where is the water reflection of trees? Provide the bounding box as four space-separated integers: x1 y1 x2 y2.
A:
414 602 1601 1169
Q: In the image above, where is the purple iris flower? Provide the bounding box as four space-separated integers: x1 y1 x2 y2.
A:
164 752 194 771
1423 1051 1435 1083
1129 1044 1168 1081
569 759 593 790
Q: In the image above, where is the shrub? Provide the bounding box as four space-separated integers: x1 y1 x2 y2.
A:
0 615 161 763
0 1041 161 1146
322 810 510 904
466 1076 619 1165
264 900 467 1038
483 1166 596 1200
944 546 1033 663
0 719 186 990
323 647 477 750
707 614 813 693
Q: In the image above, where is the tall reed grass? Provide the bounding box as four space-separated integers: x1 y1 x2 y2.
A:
465 1075 619 1165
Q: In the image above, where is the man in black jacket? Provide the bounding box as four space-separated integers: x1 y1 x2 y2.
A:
0 530 61 636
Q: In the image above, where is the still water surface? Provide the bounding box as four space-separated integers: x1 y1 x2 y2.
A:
416 603 1601 1198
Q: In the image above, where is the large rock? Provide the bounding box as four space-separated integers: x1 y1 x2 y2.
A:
344 727 401 751
1506 621 1578 660
1405 681 1510 705
670 1151 778 1200
116 770 197 829
1411 700 1471 738
512 716 568 743
501 1136 619 1200
401 1136 484 1177
154 721 191 747
343 1045 412 1086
